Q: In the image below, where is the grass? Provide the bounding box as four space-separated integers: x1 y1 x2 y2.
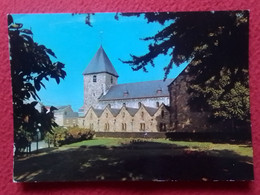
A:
63 137 128 147
64 137 253 157
153 139 253 157
14 137 254 182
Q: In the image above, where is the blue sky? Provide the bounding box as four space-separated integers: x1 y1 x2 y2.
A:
13 13 187 111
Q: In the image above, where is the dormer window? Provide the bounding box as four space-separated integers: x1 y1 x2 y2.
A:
93 75 97 82
156 88 162 95
123 90 128 97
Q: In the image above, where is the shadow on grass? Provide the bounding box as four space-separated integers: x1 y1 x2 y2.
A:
14 141 253 182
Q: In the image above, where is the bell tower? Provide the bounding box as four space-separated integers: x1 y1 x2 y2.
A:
82 46 119 112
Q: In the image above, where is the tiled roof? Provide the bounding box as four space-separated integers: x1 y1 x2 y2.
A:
99 79 174 101
83 46 119 77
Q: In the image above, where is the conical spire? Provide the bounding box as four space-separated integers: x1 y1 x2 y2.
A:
83 46 119 77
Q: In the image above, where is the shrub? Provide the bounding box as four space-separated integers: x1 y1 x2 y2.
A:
44 126 95 147
67 126 94 141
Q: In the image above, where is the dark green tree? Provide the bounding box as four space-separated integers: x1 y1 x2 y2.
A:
119 11 250 125
8 15 66 147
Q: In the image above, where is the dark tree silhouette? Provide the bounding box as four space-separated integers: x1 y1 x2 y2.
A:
119 11 250 124
8 15 66 148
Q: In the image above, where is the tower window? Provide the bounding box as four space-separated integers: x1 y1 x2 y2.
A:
93 75 97 82
111 76 113 84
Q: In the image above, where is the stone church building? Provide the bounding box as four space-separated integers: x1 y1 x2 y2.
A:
78 46 172 132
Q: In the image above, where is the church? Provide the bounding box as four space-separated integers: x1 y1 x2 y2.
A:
77 46 173 132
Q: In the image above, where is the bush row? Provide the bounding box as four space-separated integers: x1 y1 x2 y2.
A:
45 126 95 146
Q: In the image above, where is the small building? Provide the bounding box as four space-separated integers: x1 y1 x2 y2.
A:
53 105 79 127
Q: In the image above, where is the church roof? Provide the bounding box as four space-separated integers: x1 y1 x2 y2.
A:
99 79 174 101
83 46 119 77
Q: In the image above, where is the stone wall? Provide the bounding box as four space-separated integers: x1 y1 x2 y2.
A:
168 70 211 132
83 72 118 112
79 104 170 132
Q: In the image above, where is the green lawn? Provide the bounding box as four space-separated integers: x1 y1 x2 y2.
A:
64 137 253 157
64 137 129 147
14 137 254 182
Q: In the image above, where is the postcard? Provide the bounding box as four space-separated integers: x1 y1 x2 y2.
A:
9 11 253 182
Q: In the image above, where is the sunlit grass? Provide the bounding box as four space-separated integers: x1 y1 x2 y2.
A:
63 137 253 158
153 139 253 157
63 137 128 147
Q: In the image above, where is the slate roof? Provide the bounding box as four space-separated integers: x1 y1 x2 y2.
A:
99 79 174 101
144 106 158 116
53 105 79 117
83 46 119 77
53 105 70 113
92 108 104 117
126 107 139 116
109 108 121 117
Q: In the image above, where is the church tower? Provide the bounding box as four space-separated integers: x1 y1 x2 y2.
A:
82 46 119 112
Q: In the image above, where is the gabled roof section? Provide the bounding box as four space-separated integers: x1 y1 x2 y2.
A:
99 79 174 101
83 45 119 77
93 108 104 117
108 107 121 117
144 106 158 116
126 107 139 116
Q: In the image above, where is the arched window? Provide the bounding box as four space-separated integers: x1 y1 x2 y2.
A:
161 110 165 118
159 123 166 131
122 123 127 131
140 123 145 131
141 111 144 120
93 75 97 82
122 112 125 118
105 123 110 131
106 113 108 118
111 76 113 84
